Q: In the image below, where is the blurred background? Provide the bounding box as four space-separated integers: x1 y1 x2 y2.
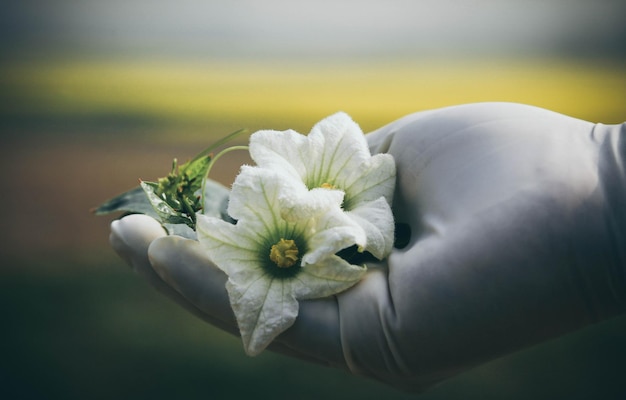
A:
1 0 625 399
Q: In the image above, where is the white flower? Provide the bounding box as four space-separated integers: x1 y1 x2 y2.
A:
197 166 367 356
249 112 396 259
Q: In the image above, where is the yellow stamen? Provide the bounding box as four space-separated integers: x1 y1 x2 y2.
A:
320 182 335 190
269 238 299 268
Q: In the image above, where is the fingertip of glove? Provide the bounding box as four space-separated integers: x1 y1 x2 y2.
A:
148 236 230 315
148 235 211 284
148 235 201 264
110 214 167 250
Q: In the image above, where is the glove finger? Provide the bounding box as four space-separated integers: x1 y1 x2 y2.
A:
110 215 225 325
148 235 239 336
110 214 167 281
272 296 347 368
149 235 348 367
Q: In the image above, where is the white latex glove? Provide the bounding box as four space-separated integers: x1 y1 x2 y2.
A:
110 102 626 392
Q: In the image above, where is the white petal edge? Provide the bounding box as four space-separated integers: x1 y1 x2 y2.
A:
248 129 311 181
342 153 396 210
307 112 373 187
227 277 299 356
278 187 345 222
346 197 395 259
196 214 265 283
293 255 367 299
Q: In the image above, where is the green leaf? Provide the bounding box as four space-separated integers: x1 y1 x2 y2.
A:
92 186 159 218
181 155 212 191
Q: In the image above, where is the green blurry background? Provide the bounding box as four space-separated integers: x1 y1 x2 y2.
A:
1 1 626 399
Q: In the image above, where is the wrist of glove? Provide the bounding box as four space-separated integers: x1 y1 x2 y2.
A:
109 102 626 392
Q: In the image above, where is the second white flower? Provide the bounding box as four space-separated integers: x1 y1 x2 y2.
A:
249 112 396 259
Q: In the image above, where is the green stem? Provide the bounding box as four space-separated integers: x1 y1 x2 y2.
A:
189 129 248 165
201 145 250 213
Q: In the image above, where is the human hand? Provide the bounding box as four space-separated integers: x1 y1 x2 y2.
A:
110 102 626 392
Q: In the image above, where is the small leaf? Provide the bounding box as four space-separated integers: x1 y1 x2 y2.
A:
141 181 193 227
181 155 212 192
92 186 158 218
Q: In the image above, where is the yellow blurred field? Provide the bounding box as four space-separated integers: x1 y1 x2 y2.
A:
2 56 625 258
2 55 625 261
2 58 625 137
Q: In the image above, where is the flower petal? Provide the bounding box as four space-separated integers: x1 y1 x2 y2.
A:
196 214 265 282
226 165 285 224
306 112 374 188
346 197 395 259
226 277 299 356
342 153 396 210
292 255 367 299
278 187 345 222
248 129 311 181
302 211 366 265
225 166 313 246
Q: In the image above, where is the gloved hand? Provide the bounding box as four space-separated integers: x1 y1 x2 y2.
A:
110 102 626 392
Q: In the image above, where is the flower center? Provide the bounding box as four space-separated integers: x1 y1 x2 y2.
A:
269 238 300 268
320 182 336 190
